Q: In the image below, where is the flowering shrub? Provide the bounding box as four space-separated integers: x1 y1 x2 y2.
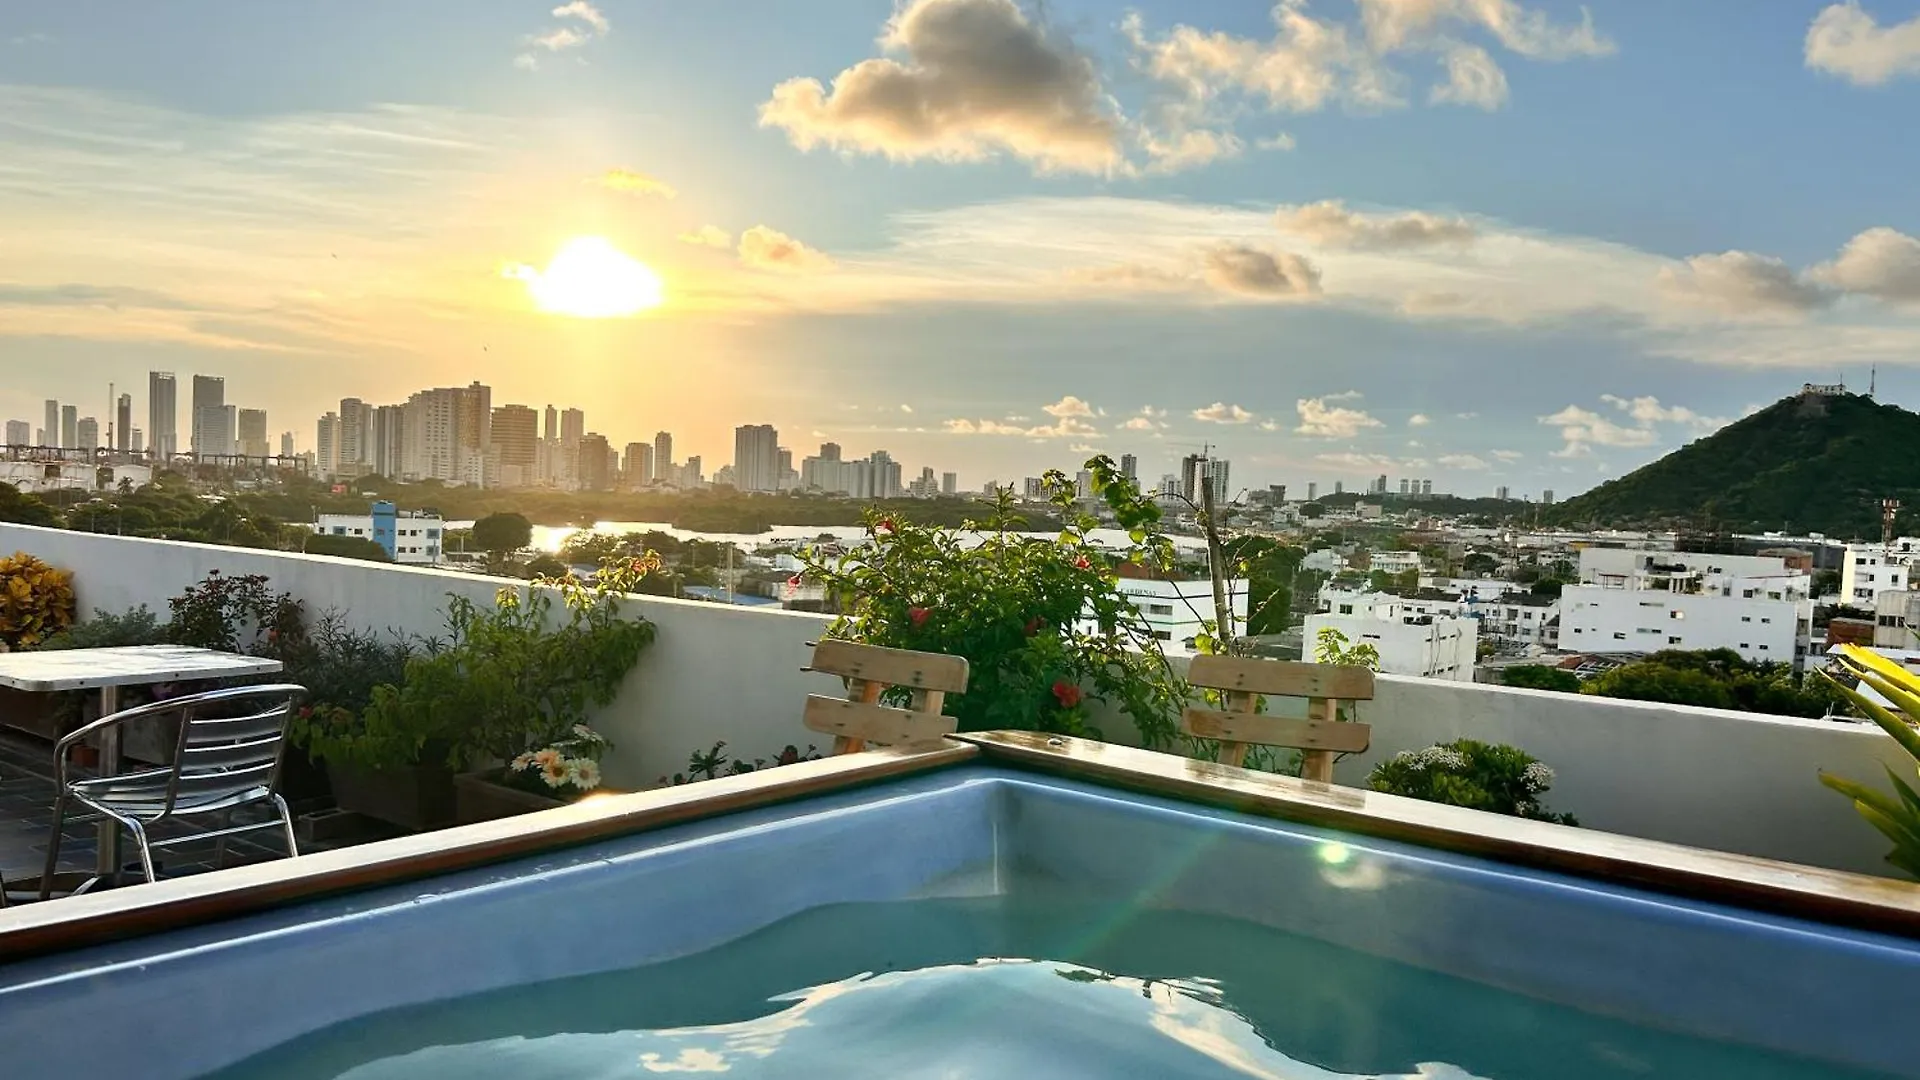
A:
1366 738 1577 824
504 724 609 797
804 457 1185 743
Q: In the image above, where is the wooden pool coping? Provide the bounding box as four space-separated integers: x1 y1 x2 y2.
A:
3 731 1919 962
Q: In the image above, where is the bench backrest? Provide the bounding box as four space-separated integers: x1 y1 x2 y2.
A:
1180 655 1374 782
802 639 971 754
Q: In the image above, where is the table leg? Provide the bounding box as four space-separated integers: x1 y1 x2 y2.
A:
95 685 121 886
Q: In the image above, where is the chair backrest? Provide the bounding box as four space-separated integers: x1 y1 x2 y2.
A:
802 640 969 754
128 685 303 817
1180 656 1374 782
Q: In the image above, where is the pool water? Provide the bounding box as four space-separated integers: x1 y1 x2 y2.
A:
211 889 1880 1079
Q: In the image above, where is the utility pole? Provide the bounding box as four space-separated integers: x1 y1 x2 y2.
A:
1884 498 1901 548
1200 474 1232 647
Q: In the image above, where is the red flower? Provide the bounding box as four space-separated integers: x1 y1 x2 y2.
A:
908 606 930 627
1073 556 1091 570
875 517 896 534
1051 680 1082 708
1023 617 1042 637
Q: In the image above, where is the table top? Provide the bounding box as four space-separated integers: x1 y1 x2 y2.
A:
0 645 284 692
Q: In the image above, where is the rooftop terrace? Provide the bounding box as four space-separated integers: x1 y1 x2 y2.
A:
0 521 1913 885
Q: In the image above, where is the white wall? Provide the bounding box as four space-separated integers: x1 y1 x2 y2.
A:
1339 675 1914 875
1303 612 1476 681
0 524 828 789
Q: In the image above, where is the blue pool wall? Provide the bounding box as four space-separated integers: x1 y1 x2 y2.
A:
0 767 1916 1078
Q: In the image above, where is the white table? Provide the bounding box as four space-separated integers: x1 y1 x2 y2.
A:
0 645 284 887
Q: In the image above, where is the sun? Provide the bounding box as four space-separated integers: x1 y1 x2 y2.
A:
511 236 664 317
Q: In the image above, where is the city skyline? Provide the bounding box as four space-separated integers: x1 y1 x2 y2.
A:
5 2 1918 496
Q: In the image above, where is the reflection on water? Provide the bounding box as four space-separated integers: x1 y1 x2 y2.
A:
212 892 1875 1080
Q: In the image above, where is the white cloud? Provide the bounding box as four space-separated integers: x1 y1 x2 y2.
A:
1429 43 1509 109
1192 401 1254 424
1491 449 1523 462
594 168 675 198
1202 244 1321 298
945 411 1098 438
1437 453 1489 469
1598 393 1727 434
1256 133 1298 151
1120 416 1157 431
1276 199 1476 249
738 225 835 272
678 224 731 248
1656 251 1832 315
1540 404 1659 457
1806 2 1920 86
551 1 609 35
513 54 540 71
759 0 1125 175
1316 451 1399 471
1455 411 1478 419
1296 395 1384 438
1810 226 1920 304
1407 413 1431 427
1355 0 1614 60
1043 394 1095 418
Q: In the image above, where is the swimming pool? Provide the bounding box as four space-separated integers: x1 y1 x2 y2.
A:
0 733 1915 1078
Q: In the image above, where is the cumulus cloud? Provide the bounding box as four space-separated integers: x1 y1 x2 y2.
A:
1598 393 1727 434
759 0 1124 175
1202 245 1321 298
1806 2 1920 86
1123 0 1610 139
1407 413 1431 427
1192 402 1254 424
1296 395 1384 438
946 412 1098 437
1491 449 1524 462
1043 394 1096 418
1540 404 1659 457
1810 226 1920 304
1355 0 1613 60
738 225 835 272
1120 416 1157 431
518 1 609 68
678 225 731 248
1276 200 1475 249
595 169 676 197
1437 453 1489 469
1656 251 1832 314
1429 43 1509 109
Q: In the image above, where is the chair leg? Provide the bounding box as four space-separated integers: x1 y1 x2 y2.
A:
213 809 233 869
273 794 299 858
40 791 69 902
124 821 157 885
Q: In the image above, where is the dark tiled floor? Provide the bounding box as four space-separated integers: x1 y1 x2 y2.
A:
1 729 367 903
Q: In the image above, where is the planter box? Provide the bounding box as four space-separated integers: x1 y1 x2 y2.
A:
453 770 566 825
327 761 457 832
0 687 62 740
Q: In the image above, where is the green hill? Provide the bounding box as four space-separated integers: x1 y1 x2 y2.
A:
1549 391 1920 538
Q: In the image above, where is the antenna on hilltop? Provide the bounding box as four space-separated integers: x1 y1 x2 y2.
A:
1871 365 1877 399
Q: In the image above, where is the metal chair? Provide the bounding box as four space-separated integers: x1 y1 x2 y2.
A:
41 684 306 898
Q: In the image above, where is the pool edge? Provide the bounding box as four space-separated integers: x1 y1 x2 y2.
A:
956 731 1920 939
0 741 978 962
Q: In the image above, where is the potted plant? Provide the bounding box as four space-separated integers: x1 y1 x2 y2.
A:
455 725 611 821
1367 738 1578 824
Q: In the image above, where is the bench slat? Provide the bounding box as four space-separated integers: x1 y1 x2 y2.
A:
1187 655 1374 699
809 640 970 693
804 695 957 747
1181 708 1373 754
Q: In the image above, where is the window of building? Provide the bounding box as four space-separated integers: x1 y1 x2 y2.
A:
1740 643 1750 649
1338 604 1354 615
1668 636 1682 645
1669 610 1685 620
1740 616 1751 622
1153 631 1171 640
427 529 440 539
1759 644 1769 650
1638 600 1663 608
1143 603 1174 616
1612 632 1626 640
1857 557 1869 565
331 527 346 535
1761 617 1771 624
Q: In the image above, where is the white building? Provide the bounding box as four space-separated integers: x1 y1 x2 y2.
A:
1080 575 1249 657
314 504 445 564
1304 596 1477 681
1559 578 1811 668
1872 590 1920 649
1367 550 1422 574
1841 541 1920 605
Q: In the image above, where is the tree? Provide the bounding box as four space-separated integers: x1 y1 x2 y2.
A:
1530 579 1565 598
1502 665 1580 693
1462 552 1499 576
472 512 533 559
0 483 62 527
1579 649 1848 718
304 533 391 562
1812 568 1841 596
1299 502 1325 519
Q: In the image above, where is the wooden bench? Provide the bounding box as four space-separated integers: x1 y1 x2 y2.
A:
1180 655 1373 782
802 640 971 754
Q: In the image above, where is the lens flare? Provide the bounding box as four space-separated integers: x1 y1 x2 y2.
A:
508 236 664 317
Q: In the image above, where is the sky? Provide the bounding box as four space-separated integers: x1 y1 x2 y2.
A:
3 0 1920 499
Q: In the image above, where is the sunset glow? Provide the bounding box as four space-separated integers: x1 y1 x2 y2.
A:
512 237 664 318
